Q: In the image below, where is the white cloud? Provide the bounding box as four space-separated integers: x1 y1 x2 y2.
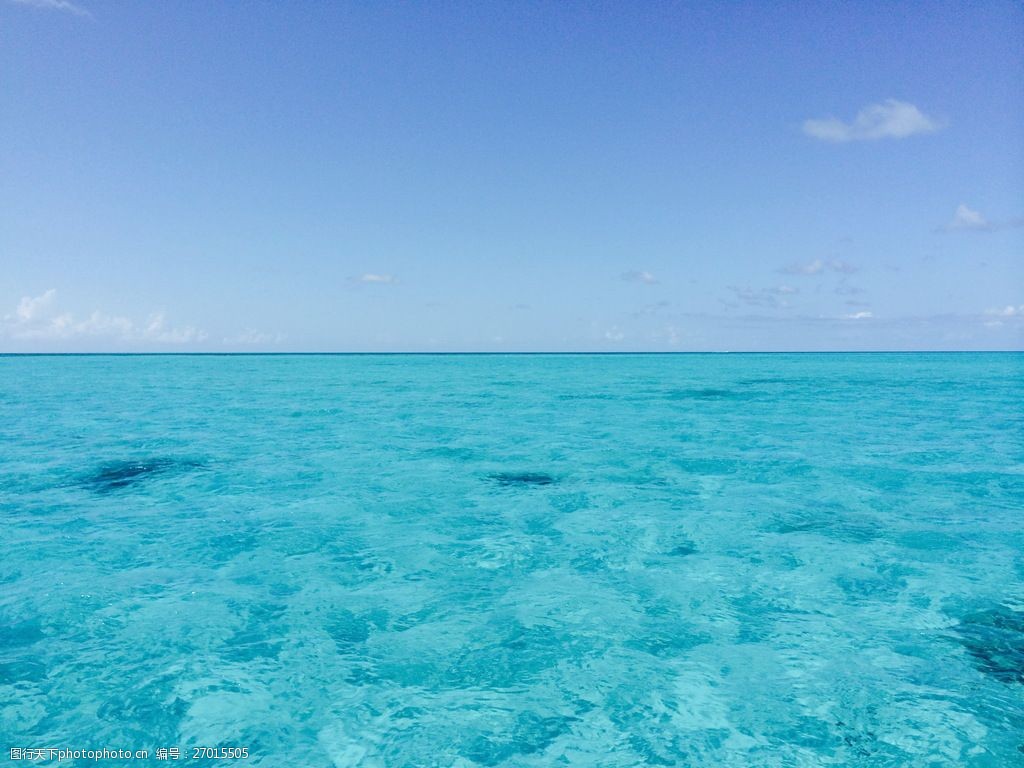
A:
142 312 206 343
2 290 206 344
985 304 1023 318
15 288 57 322
225 329 287 345
780 258 824 275
942 206 1024 232
728 285 799 308
842 311 874 320
621 270 658 285
359 273 396 284
9 0 90 16
803 99 942 143
780 258 858 276
604 327 625 342
948 204 990 231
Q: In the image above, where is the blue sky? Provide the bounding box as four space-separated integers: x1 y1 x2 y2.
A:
2 0 1022 351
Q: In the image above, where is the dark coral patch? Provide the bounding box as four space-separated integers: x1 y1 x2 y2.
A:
488 472 556 487
0 618 44 650
955 605 1024 684
325 609 371 648
83 458 202 493
667 542 697 557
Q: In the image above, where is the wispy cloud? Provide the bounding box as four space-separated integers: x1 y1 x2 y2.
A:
727 285 799 308
358 273 397 284
982 304 1024 328
842 311 874 320
9 0 90 17
834 277 863 296
779 258 857 276
780 258 825 275
141 312 207 343
985 304 1023 318
662 325 681 346
947 204 990 231
940 204 1023 233
803 99 942 143
2 290 206 344
629 300 672 320
224 329 286 345
14 288 57 323
621 270 658 285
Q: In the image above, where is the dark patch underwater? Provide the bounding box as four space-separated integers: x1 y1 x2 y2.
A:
955 605 1024 684
487 472 556 487
82 457 205 493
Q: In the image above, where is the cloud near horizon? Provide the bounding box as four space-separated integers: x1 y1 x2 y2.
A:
803 99 942 143
603 326 625 342
2 289 206 344
224 329 287 345
981 304 1024 328
986 304 1023 318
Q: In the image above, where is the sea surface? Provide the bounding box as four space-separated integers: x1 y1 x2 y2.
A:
1 353 1022 767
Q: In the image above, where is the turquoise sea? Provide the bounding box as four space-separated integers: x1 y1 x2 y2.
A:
1 353 1022 767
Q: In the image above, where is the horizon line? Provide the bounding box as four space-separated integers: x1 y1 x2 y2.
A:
1 350 1022 357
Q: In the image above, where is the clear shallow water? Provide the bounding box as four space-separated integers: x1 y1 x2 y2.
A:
1 353 1022 767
